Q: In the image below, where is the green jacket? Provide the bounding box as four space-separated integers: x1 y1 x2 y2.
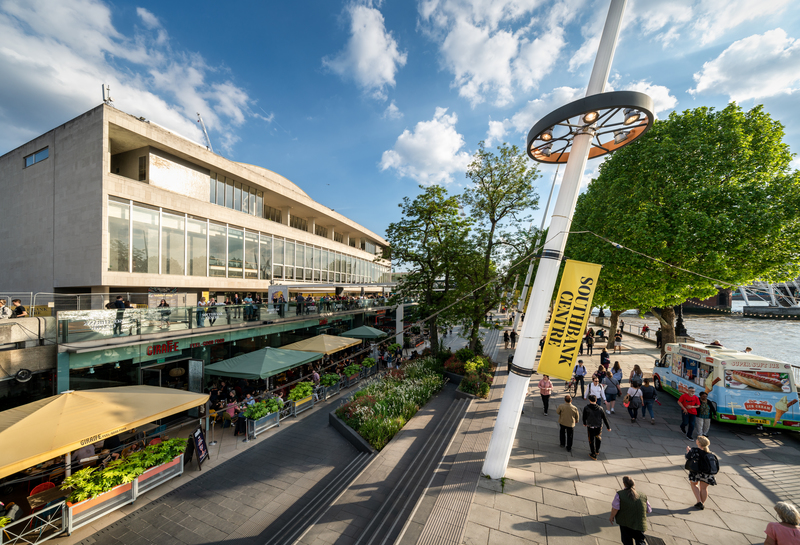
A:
615 490 648 532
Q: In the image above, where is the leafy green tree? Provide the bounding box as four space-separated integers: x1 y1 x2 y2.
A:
384 185 471 353
458 142 540 350
567 103 800 352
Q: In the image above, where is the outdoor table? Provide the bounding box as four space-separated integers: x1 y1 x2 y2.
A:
26 486 71 510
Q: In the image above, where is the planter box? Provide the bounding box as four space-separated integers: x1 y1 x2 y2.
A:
291 395 314 416
322 382 341 400
279 403 293 421
246 411 280 439
67 454 183 533
346 374 360 388
363 364 378 377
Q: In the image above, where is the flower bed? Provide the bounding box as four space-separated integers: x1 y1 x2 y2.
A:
335 357 445 450
456 355 493 398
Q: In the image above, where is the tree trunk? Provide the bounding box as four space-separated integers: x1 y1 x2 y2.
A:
468 317 482 353
606 310 622 350
649 306 675 357
429 316 439 354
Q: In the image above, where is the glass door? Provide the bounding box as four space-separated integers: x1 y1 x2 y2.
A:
140 367 161 387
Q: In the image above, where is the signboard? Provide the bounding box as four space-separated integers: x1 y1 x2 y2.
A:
538 260 602 380
268 285 289 302
192 427 210 470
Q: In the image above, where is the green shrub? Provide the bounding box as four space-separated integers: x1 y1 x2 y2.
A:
479 382 491 397
321 373 341 387
344 364 362 377
362 357 376 367
455 347 475 363
244 397 283 419
288 381 314 401
61 438 186 503
387 343 401 353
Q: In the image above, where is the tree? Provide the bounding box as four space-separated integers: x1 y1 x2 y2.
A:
566 103 800 352
384 185 471 354
458 142 540 350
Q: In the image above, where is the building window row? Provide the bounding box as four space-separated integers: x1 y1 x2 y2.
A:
108 197 391 283
290 216 308 232
315 225 328 238
24 147 49 168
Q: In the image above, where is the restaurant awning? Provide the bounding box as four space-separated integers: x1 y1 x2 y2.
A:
0 386 208 480
281 334 361 355
339 325 388 339
205 347 322 380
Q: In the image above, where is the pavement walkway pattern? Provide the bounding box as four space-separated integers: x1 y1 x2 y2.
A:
463 325 800 545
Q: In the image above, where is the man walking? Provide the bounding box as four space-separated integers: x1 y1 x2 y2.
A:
573 359 587 398
583 394 612 460
557 395 580 452
510 330 517 349
586 333 594 356
113 295 125 335
678 387 701 440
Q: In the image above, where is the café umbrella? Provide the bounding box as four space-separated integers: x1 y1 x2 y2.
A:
281 334 361 355
338 325 388 340
0 386 209 480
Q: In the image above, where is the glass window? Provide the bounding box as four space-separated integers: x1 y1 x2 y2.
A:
273 264 283 279
241 184 248 215
306 246 314 269
216 177 225 206
209 174 216 203
285 241 295 280
256 191 264 218
108 199 129 272
225 180 234 209
249 187 257 215
259 234 271 280
228 228 244 278
273 238 284 265
209 223 227 277
245 232 258 279
24 147 49 167
161 211 185 275
131 204 159 273
296 244 304 275
138 156 147 181
187 218 207 276
234 182 242 212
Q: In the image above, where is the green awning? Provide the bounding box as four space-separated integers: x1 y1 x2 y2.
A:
205 347 322 380
339 325 388 339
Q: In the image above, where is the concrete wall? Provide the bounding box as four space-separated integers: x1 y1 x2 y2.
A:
0 345 57 380
148 147 209 203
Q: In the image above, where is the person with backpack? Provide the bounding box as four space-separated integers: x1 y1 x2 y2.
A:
640 378 658 424
625 383 643 423
573 360 587 398
684 435 718 510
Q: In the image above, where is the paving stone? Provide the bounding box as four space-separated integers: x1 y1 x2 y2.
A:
535 503 585 534
497 511 546 543
488 528 541 545
463 520 491 545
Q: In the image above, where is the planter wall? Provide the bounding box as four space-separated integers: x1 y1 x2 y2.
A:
346 374 360 388
291 395 315 416
322 382 341 400
246 411 280 439
67 454 183 533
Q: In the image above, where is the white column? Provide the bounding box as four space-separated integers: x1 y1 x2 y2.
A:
482 0 628 479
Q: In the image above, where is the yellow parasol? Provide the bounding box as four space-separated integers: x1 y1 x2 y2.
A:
280 334 361 355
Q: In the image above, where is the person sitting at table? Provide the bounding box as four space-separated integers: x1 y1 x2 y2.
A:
72 444 96 464
103 434 121 451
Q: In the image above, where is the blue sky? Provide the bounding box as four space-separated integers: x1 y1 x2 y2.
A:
2 0 800 239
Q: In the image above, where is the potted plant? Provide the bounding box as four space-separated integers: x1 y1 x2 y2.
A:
244 397 283 438
361 357 377 376
320 373 342 399
288 382 315 415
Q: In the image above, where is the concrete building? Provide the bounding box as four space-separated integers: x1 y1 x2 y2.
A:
0 104 391 306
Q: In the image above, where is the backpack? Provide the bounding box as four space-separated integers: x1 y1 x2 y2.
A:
698 452 720 475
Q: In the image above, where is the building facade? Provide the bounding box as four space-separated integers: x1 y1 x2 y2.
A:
0 104 391 305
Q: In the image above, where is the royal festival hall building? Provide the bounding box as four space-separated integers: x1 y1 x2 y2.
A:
0 104 398 402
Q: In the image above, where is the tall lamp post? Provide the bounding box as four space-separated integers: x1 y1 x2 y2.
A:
482 0 654 479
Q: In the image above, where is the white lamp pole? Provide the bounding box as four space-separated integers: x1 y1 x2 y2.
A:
482 0 628 479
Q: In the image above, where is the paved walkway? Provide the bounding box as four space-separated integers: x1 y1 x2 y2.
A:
463 331 800 545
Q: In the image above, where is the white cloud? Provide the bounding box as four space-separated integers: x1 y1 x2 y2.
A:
689 29 800 101
380 107 472 185
323 3 407 100
382 100 403 120
506 86 584 135
791 157 800 171
0 0 259 154
623 80 677 115
485 120 507 147
418 0 580 107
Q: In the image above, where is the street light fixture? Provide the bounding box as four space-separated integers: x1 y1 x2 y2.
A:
623 108 641 125
583 110 599 123
614 129 630 144
541 128 553 141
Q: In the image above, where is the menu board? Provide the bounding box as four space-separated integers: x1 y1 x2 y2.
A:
192 427 210 470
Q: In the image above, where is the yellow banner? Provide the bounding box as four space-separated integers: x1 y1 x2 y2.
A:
538 260 602 381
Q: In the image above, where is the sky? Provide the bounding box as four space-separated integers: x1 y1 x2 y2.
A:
2 0 800 241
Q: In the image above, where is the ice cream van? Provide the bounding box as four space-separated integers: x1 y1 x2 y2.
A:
653 342 800 431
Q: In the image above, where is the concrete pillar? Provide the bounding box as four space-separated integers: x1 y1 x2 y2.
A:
280 206 291 226
308 217 316 235
396 304 404 349
327 225 336 240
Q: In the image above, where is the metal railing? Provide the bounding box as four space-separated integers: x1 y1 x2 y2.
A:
0 501 66 545
56 300 394 344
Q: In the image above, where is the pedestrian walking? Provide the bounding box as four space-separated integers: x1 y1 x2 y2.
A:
614 329 623 354
510 330 517 348
0 299 12 319
585 375 607 409
640 378 658 424
583 394 612 460
196 297 207 327
684 435 719 510
113 295 125 335
603 371 621 415
538 374 553 415
629 365 644 386
557 395 580 452
573 360 587 398
503 330 510 349
696 391 716 436
609 476 651 545
207 299 218 326
586 333 594 356
678 386 701 440
764 502 800 545
624 383 643 423
655 328 662 348
600 348 611 369
612 361 623 382
579 336 585 356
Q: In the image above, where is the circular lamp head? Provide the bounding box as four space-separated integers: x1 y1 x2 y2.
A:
527 91 655 164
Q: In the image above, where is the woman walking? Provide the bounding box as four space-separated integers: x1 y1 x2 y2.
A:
600 348 611 369
609 476 651 545
586 333 594 356
629 365 644 386
640 378 658 424
614 329 623 354
604 371 621 415
625 383 643 423
685 436 718 510
158 299 171 329
538 374 553 416
612 361 624 383
764 502 800 545
504 330 510 349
